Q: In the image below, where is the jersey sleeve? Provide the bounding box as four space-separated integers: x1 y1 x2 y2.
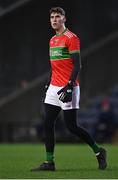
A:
67 35 80 54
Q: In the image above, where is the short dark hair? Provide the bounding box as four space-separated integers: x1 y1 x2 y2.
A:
50 7 65 16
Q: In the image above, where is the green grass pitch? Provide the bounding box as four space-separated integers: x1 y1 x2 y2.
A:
0 143 118 179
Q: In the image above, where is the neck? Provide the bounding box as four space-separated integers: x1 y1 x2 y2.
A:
56 25 66 35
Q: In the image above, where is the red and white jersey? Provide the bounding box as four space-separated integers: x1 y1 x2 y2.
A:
49 28 80 86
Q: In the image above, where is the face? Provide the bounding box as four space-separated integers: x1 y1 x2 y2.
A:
50 12 66 31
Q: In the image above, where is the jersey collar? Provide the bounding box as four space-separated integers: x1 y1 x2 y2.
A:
56 28 68 36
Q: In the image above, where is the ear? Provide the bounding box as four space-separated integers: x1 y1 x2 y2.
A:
63 16 66 23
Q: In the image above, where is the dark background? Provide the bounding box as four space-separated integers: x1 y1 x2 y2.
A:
0 0 118 143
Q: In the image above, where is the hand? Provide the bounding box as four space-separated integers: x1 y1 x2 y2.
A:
57 81 73 103
42 83 49 100
44 84 49 93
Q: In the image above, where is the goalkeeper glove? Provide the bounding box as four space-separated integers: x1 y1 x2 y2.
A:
43 82 50 100
57 80 73 103
44 84 49 92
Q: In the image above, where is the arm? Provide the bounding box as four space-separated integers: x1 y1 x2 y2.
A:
69 52 81 84
57 53 81 103
57 34 81 103
46 69 52 87
44 69 52 98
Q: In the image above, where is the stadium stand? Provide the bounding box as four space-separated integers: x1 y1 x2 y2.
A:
78 84 118 143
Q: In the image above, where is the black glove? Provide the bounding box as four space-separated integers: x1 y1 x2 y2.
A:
57 81 73 103
44 84 49 93
42 83 49 100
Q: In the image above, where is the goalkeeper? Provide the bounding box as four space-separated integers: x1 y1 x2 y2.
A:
31 7 107 171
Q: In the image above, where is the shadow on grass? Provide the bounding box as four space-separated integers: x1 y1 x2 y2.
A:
104 167 118 171
57 167 96 172
57 167 118 172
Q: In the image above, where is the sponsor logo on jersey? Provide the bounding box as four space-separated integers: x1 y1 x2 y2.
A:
50 49 62 57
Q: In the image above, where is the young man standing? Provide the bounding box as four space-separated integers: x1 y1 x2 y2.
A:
31 7 107 171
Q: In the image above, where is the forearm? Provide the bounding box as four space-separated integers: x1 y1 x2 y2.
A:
46 69 52 85
70 53 81 83
44 69 52 97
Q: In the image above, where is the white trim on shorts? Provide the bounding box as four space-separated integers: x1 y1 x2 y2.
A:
44 84 80 110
